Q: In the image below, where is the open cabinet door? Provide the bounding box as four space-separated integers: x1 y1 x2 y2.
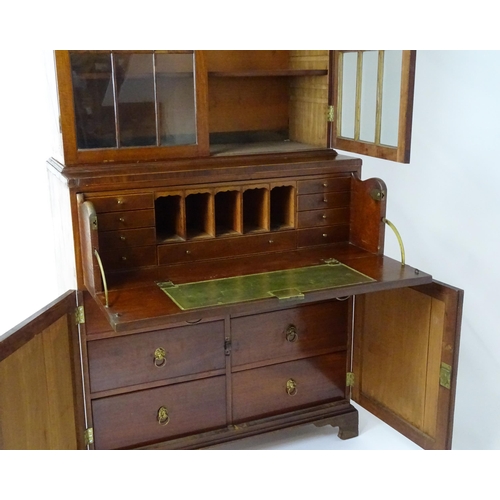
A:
352 281 463 449
0 291 85 450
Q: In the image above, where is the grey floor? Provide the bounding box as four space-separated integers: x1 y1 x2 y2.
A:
210 402 422 450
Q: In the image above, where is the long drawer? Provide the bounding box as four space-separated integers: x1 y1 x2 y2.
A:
232 353 346 423
88 321 226 393
92 376 227 449
231 301 348 369
158 230 296 265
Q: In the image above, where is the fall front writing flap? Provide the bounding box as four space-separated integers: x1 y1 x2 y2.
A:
352 281 463 450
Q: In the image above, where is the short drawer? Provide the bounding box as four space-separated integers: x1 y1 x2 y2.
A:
232 353 346 423
297 207 350 229
98 209 155 231
92 376 227 449
297 191 351 212
297 176 351 195
88 193 154 213
99 227 157 249
88 321 225 393
297 225 350 247
231 301 348 369
158 230 296 265
99 245 157 270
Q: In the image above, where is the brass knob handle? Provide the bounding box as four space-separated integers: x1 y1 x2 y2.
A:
286 379 298 396
285 325 298 343
120 235 126 241
157 406 170 426
154 347 166 368
323 182 328 187
117 198 124 205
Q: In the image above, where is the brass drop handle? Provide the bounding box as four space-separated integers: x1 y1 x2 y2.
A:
154 347 166 368
157 406 170 426
285 324 298 343
286 379 298 396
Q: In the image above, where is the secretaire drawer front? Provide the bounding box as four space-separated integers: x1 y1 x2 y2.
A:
98 210 155 231
158 231 296 265
88 321 225 393
92 376 227 449
88 193 154 213
297 176 351 195
297 191 351 212
231 301 348 368
297 207 350 229
232 353 346 423
99 228 157 249
297 225 350 247
99 245 157 270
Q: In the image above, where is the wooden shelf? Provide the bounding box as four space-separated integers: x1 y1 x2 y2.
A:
209 69 328 78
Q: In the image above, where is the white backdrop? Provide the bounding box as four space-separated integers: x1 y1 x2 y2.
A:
2 50 499 451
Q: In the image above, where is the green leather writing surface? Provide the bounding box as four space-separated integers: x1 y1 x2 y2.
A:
158 262 374 310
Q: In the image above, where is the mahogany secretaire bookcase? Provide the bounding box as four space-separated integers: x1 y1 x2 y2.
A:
0 51 463 450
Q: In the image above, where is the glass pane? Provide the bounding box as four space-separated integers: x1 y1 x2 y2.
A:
114 52 156 147
359 51 378 143
70 51 116 149
381 50 403 147
339 52 357 139
156 53 197 146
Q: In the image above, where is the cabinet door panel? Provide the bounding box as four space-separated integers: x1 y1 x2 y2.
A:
353 281 463 450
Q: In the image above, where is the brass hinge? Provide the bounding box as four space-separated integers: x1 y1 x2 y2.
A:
346 372 355 387
440 362 452 390
327 105 335 123
84 427 94 446
224 338 231 356
75 306 85 325
90 213 98 231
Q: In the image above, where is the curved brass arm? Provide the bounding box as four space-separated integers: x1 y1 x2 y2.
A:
382 218 406 266
94 249 109 308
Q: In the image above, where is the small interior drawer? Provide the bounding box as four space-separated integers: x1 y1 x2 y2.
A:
297 225 350 247
297 176 351 195
297 191 351 212
92 376 227 449
98 227 157 249
231 301 348 369
88 320 226 393
231 352 347 423
297 207 350 229
87 193 154 213
99 245 157 270
97 209 155 231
